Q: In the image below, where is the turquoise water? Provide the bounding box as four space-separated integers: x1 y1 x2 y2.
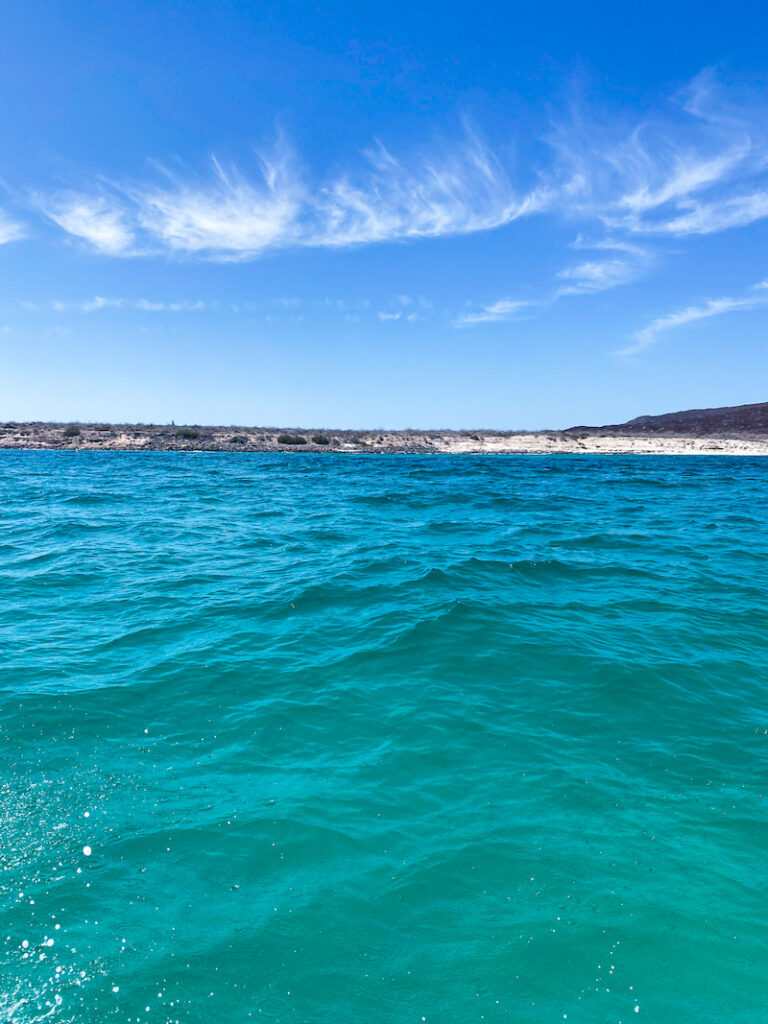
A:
2 452 767 1024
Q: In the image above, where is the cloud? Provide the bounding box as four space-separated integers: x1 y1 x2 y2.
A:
551 70 768 238
555 235 651 295
454 298 533 327
134 151 303 257
307 133 549 249
134 299 206 311
23 68 768 274
0 209 26 244
378 311 401 321
82 296 125 312
620 283 768 356
37 129 548 260
40 194 135 254
616 146 749 218
557 257 640 295
48 296 207 313
460 235 649 326
634 190 768 235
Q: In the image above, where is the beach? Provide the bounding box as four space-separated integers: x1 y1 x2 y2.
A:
2 422 768 455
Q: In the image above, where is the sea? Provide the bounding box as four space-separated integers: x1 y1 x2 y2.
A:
1 451 767 1024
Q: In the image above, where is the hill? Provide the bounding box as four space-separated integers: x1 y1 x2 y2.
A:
573 401 768 436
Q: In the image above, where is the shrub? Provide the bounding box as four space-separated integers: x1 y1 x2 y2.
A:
277 434 307 445
175 429 200 440
94 424 111 431
229 435 247 444
63 426 81 437
312 434 330 445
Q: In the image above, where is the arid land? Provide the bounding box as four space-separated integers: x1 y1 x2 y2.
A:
2 420 768 455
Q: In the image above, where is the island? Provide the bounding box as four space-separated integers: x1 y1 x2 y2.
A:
2 401 768 455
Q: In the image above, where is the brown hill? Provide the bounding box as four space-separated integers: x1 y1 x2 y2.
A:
572 401 768 436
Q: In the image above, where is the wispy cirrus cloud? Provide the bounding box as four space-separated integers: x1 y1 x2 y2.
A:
308 132 549 249
619 280 768 356
550 70 768 238
39 193 135 255
454 298 534 327
134 151 304 257
48 296 207 313
634 190 768 235
458 236 649 326
38 129 548 260
22 66 768 298
0 209 26 244
556 237 650 296
556 257 639 295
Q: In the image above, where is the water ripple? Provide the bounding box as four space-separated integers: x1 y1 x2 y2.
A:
2 452 768 1023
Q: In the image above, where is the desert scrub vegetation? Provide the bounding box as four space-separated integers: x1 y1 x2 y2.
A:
63 426 81 437
311 434 330 445
229 435 247 444
277 434 307 445
175 429 200 440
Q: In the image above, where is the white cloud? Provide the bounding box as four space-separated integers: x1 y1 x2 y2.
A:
551 70 768 239
37 130 548 260
0 209 25 245
378 311 401 321
22 69 768 275
620 285 768 356
135 152 303 257
48 296 206 313
307 134 549 249
40 194 135 254
454 298 533 327
134 299 206 311
557 257 640 296
462 234 650 323
635 190 768 235
616 146 749 217
83 296 125 312
555 235 651 295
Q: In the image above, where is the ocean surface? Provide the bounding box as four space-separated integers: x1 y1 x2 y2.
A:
2 451 767 1024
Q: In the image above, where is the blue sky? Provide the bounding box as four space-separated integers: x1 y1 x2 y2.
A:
1 0 768 428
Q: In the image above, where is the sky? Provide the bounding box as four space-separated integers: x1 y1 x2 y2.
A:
1 0 768 428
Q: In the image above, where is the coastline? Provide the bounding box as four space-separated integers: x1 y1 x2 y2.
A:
2 423 768 455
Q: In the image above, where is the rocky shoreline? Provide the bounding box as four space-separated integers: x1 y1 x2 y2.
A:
1 422 768 455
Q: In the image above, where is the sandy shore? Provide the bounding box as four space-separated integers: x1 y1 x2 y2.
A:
1 423 768 454
431 433 768 456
